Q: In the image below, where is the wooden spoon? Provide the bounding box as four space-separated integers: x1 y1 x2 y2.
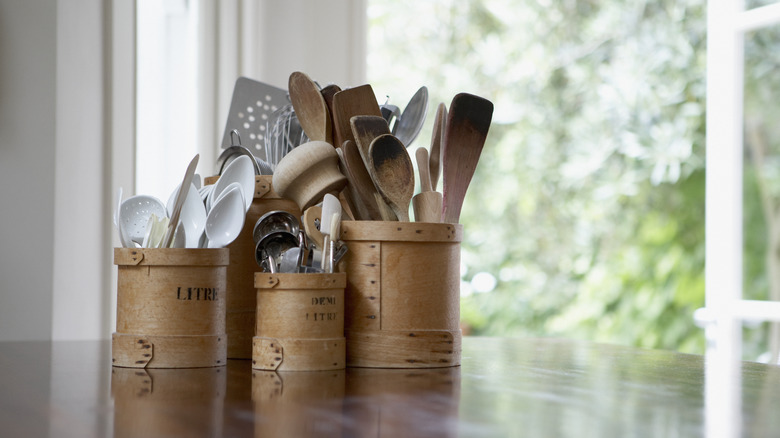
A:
429 102 447 190
336 146 371 220
350 115 391 169
441 93 494 224
341 140 386 220
332 84 383 149
368 134 415 222
412 147 442 223
288 72 332 144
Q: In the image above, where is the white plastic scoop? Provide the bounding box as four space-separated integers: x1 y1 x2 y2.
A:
205 185 245 248
119 194 167 246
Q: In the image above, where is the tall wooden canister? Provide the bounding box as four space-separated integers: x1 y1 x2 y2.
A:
337 221 463 368
112 248 229 368
252 272 347 371
204 175 302 359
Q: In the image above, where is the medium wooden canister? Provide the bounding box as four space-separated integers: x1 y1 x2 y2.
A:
252 272 347 371
112 248 229 368
337 221 463 368
204 175 302 359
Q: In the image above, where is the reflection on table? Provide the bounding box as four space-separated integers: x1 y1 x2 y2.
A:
3 337 780 436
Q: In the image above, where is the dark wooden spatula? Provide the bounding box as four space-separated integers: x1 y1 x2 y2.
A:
441 93 493 224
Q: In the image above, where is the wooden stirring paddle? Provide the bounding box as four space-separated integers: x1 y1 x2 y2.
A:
441 93 493 224
368 134 415 222
289 71 332 144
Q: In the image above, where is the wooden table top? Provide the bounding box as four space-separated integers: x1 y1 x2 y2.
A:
1 337 778 437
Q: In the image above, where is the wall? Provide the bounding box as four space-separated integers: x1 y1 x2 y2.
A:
0 0 365 341
0 0 57 341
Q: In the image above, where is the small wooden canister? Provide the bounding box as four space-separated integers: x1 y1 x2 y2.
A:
252 272 347 371
204 175 302 359
338 221 463 368
112 248 229 368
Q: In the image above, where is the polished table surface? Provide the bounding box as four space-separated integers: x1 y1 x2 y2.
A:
1 337 779 437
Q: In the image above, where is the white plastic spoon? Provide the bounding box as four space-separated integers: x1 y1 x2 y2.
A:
209 154 254 212
205 185 245 248
172 222 187 248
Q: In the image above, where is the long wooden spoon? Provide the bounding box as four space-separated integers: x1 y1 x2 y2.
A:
341 140 386 220
350 115 391 169
429 102 447 190
441 93 493 224
321 84 341 144
368 134 415 222
289 72 332 144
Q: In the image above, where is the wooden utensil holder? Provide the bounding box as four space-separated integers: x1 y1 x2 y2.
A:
112 248 229 368
253 272 347 371
337 221 463 368
204 175 302 359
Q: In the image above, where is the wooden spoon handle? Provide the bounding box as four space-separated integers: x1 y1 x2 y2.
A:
415 147 433 192
429 102 447 190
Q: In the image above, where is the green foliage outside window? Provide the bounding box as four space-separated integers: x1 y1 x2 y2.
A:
366 0 775 359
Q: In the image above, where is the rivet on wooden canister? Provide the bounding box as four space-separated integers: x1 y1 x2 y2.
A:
112 247 229 368
338 221 463 368
253 272 347 371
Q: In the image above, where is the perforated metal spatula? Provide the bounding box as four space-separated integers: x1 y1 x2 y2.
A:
221 77 289 161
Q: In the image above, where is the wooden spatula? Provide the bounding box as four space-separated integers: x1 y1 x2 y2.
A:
441 93 493 224
332 84 383 149
368 134 415 222
289 72 332 144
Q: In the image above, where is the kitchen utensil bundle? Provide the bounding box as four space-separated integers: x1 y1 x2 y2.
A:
114 153 253 249
253 204 346 274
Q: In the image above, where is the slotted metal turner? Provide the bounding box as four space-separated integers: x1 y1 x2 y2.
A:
221 77 290 161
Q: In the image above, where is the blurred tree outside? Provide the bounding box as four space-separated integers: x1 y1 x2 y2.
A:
365 0 773 359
